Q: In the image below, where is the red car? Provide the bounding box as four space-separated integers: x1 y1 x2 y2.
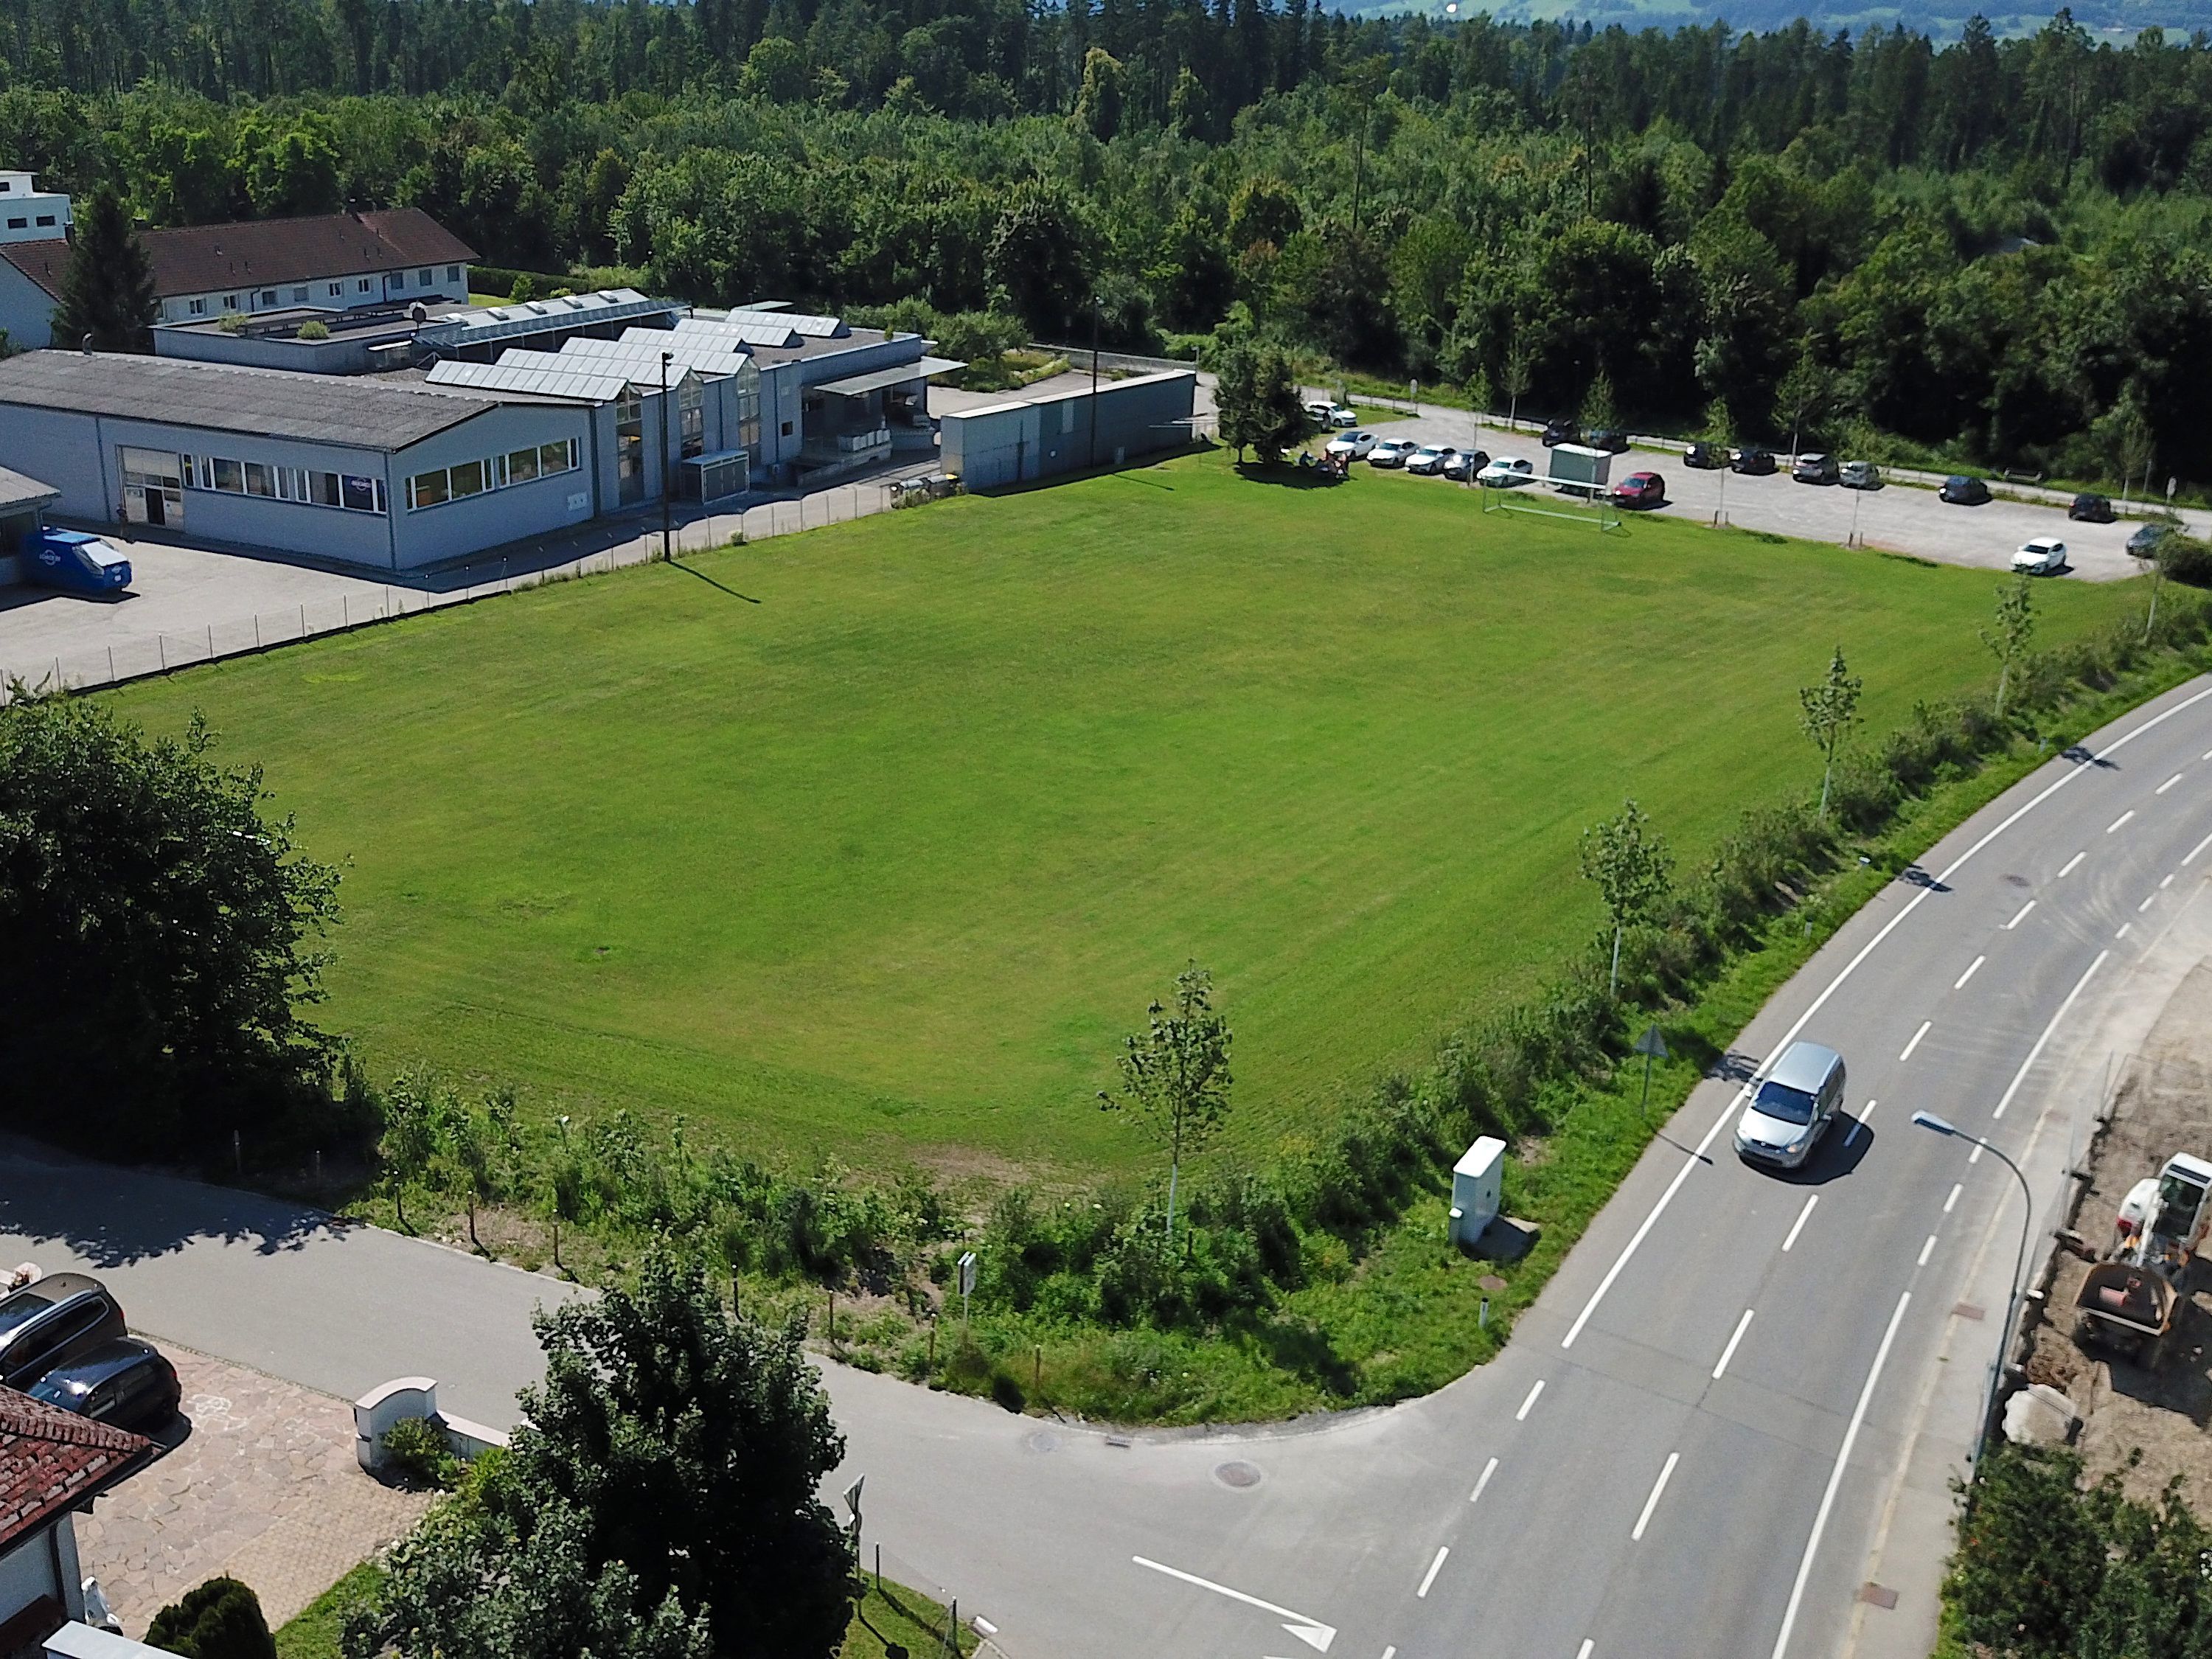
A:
1614 470 1666 508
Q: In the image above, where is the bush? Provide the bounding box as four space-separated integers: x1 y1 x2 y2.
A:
2160 534 2212 588
378 1415 461 1489
147 1577 276 1659
294 319 330 341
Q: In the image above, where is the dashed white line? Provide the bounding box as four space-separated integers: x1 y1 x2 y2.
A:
1631 1453 1680 1542
1577 1644 1594 1659
1714 1309 1755 1379
2118 923 2133 939
1470 1457 1498 1505
1899 1020 1932 1060
1954 955 1985 990
2006 898 2037 929
1515 1380 1545 1421
1845 1101 1876 1149
2110 810 2136 834
2140 892 2160 912
1992 951 2110 1120
2160 773 2185 795
1782 1193 1818 1251
1944 1183 1963 1214
1918 1234 1938 1266
2189 830 2212 866
2163 872 2177 889
1416 1547 1449 1598
2059 850 2087 877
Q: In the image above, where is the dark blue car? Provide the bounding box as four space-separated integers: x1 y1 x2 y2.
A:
27 1336 181 1432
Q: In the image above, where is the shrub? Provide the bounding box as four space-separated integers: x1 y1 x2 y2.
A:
378 1415 461 1489
2160 534 2212 589
294 319 330 341
146 1577 276 1659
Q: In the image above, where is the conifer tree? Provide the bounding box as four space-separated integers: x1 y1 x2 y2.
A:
52 189 159 354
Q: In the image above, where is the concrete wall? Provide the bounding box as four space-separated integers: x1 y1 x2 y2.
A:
0 260 54 349
942 372 1196 487
389 403 597 568
155 327 382 377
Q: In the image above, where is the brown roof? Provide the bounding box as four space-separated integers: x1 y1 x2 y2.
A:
0 208 478 302
0 1388 156 1554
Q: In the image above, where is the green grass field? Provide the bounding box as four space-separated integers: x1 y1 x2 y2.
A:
108 453 2143 1180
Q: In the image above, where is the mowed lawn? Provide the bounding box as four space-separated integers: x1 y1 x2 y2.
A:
109 456 2143 1178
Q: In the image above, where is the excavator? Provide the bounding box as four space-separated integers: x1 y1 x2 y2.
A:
2074 1152 2212 1363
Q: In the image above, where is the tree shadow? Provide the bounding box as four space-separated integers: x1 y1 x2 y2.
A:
1231 461 1346 490
2063 742 2118 770
1253 1316 1359 1397
1896 864 1952 892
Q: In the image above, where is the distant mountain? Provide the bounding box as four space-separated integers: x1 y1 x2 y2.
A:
1328 0 2199 41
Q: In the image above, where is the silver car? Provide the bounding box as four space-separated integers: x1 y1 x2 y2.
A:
1734 1040 1846 1169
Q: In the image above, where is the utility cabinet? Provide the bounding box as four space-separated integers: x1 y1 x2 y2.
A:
1449 1136 1506 1248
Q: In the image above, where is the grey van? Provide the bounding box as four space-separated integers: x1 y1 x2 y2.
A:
1734 1041 1846 1169
0 1272 128 1389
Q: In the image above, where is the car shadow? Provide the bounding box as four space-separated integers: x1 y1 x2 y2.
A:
1761 1114 1875 1186
1896 864 1952 892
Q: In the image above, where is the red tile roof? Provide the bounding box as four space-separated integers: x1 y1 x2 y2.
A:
0 207 478 302
0 1388 156 1554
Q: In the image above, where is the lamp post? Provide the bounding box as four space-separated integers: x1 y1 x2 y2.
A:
661 351 674 561
1911 1109 2034 1500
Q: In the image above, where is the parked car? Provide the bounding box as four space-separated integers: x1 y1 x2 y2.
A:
1370 438 1419 469
1325 431 1377 462
1613 470 1667 508
1405 444 1456 476
2070 493 2116 524
1477 456 1537 487
1939 474 1992 505
1731 447 1777 476
2129 521 2175 557
2013 537 2070 575
1442 448 1489 481
1733 1040 1846 1171
0 1273 128 1389
1586 428 1632 453
1303 400 1334 428
1329 405 1360 429
27 1337 181 1432
1840 460 1882 490
1683 441 1727 470
1540 419 1581 448
1303 401 1358 431
1792 452 1840 484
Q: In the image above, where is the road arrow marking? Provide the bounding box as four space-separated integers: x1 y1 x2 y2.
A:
1133 1556 1338 1652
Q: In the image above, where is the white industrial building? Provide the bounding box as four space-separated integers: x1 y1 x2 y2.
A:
0 170 69 245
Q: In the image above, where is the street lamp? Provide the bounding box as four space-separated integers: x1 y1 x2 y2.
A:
661 351 675 562
1911 1109 2035 1496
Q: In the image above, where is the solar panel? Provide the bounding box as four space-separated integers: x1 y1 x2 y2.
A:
424 358 631 403
563 335 752 377
672 316 801 349
728 307 844 337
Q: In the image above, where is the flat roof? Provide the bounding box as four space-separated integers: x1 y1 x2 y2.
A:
0 350 497 451
0 464 58 512
812 356 966 398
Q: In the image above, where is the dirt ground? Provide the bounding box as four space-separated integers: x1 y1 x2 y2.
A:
2023 961 2212 1512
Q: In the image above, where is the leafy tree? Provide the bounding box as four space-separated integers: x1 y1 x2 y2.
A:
1073 47 1126 142
378 1072 442 1234
1099 962 1234 1243
1499 333 1534 432
1579 369 1621 434
147 1578 276 1659
52 187 158 354
985 181 1092 338
439 1089 512 1253
1225 177 1301 257
1690 206 1793 434
1168 66 1210 140
1213 336 1305 465
1773 349 1834 459
236 114 341 218
738 36 808 102
1798 646 1863 815
1579 801 1674 995
1983 574 2037 717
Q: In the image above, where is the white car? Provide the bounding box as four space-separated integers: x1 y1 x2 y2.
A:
2013 537 2070 575
1371 438 1419 469
1477 455 1536 487
1405 445 1456 476
1326 430 1377 462
1329 406 1359 428
1304 400 1358 431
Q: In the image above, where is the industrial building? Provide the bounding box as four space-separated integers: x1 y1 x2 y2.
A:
0 170 69 246
938 372 1199 487
0 465 61 587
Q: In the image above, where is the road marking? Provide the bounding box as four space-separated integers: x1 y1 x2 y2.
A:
1944 1182 1963 1214
973 1618 998 1635
1713 1309 1754 1378
2190 830 2212 866
2006 898 2037 929
1416 1548 1449 1599
1577 1644 1594 1659
1470 1456 1498 1505
1631 1452 1680 1541
1782 1193 1818 1252
1969 1141 1984 1164
2160 773 2185 794
1515 1380 1545 1421
2118 923 2133 939
2110 810 2136 833
1918 1234 1938 1266
1992 950 2110 1119
1955 955 1985 990
2163 872 2177 889
1130 1557 1338 1652
1900 1020 1932 1060
2059 850 2087 877
1559 682 2212 1350
1768 1292 1913 1659
2140 891 2160 912
1845 1100 1876 1148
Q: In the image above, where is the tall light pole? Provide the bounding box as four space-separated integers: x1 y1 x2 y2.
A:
1912 1109 2034 1503
661 350 674 562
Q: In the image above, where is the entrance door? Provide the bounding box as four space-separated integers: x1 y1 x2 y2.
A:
120 448 184 528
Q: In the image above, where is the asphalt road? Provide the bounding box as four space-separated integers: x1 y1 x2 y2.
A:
12 678 2212 1658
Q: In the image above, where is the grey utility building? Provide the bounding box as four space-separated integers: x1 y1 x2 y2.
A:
939 372 1199 487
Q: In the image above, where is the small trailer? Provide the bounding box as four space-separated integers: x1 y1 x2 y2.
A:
1545 443 1614 498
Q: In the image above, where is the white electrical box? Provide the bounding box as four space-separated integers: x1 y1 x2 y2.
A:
1449 1135 1506 1247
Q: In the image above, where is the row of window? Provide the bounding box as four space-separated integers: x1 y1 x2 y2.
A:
3 212 58 230
178 265 465 318
184 453 387 515
407 439 580 512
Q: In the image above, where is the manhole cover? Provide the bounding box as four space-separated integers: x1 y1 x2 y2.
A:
1214 1461 1262 1489
1023 1430 1060 1453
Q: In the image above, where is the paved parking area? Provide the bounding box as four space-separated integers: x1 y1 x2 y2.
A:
75 1346 431 1638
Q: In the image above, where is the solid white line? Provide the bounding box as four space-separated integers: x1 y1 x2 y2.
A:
2189 830 2212 866
1918 1234 1938 1266
1559 682 2212 1350
1899 1020 1932 1060
1944 1182 1963 1214
2110 810 2136 833
1416 1547 1449 1598
1992 950 2110 1119
2140 892 2160 912
1782 1193 1818 1251
1954 955 1985 990
1845 1100 1875 1148
1470 1455 1498 1505
1767 1292 1913 1659
2006 898 2037 929
1515 1380 1545 1421
1631 1452 1680 1541
1713 1308 1755 1379
2160 773 2185 794
2059 850 2087 877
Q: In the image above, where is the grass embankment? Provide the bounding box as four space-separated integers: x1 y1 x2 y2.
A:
107 453 2141 1184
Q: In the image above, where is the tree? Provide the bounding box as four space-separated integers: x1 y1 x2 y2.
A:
1099 961 1234 1243
1168 66 1211 139
1773 348 1834 459
347 1251 852 1659
986 181 1093 337
1983 574 2037 717
1225 177 1301 257
147 1578 276 1659
1213 336 1305 464
738 36 808 103
1579 801 1674 995
1799 647 1863 816
439 1089 512 1253
1579 369 1621 435
1500 333 1534 431
52 187 158 354
1073 47 1127 141
378 1071 441 1234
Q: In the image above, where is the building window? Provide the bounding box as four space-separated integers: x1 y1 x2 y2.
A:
259 290 276 306
4 218 22 231
507 445 539 484
418 268 434 287
357 279 371 294
780 420 793 437
292 287 309 302
408 439 577 512
329 283 343 297
245 462 276 496
341 476 382 512
223 293 239 310
188 298 206 316
212 457 243 493
34 214 53 227
187 456 382 514
679 379 704 459
446 265 461 283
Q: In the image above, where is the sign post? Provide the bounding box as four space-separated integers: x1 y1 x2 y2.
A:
957 1250 978 1339
1633 1024 1669 1122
